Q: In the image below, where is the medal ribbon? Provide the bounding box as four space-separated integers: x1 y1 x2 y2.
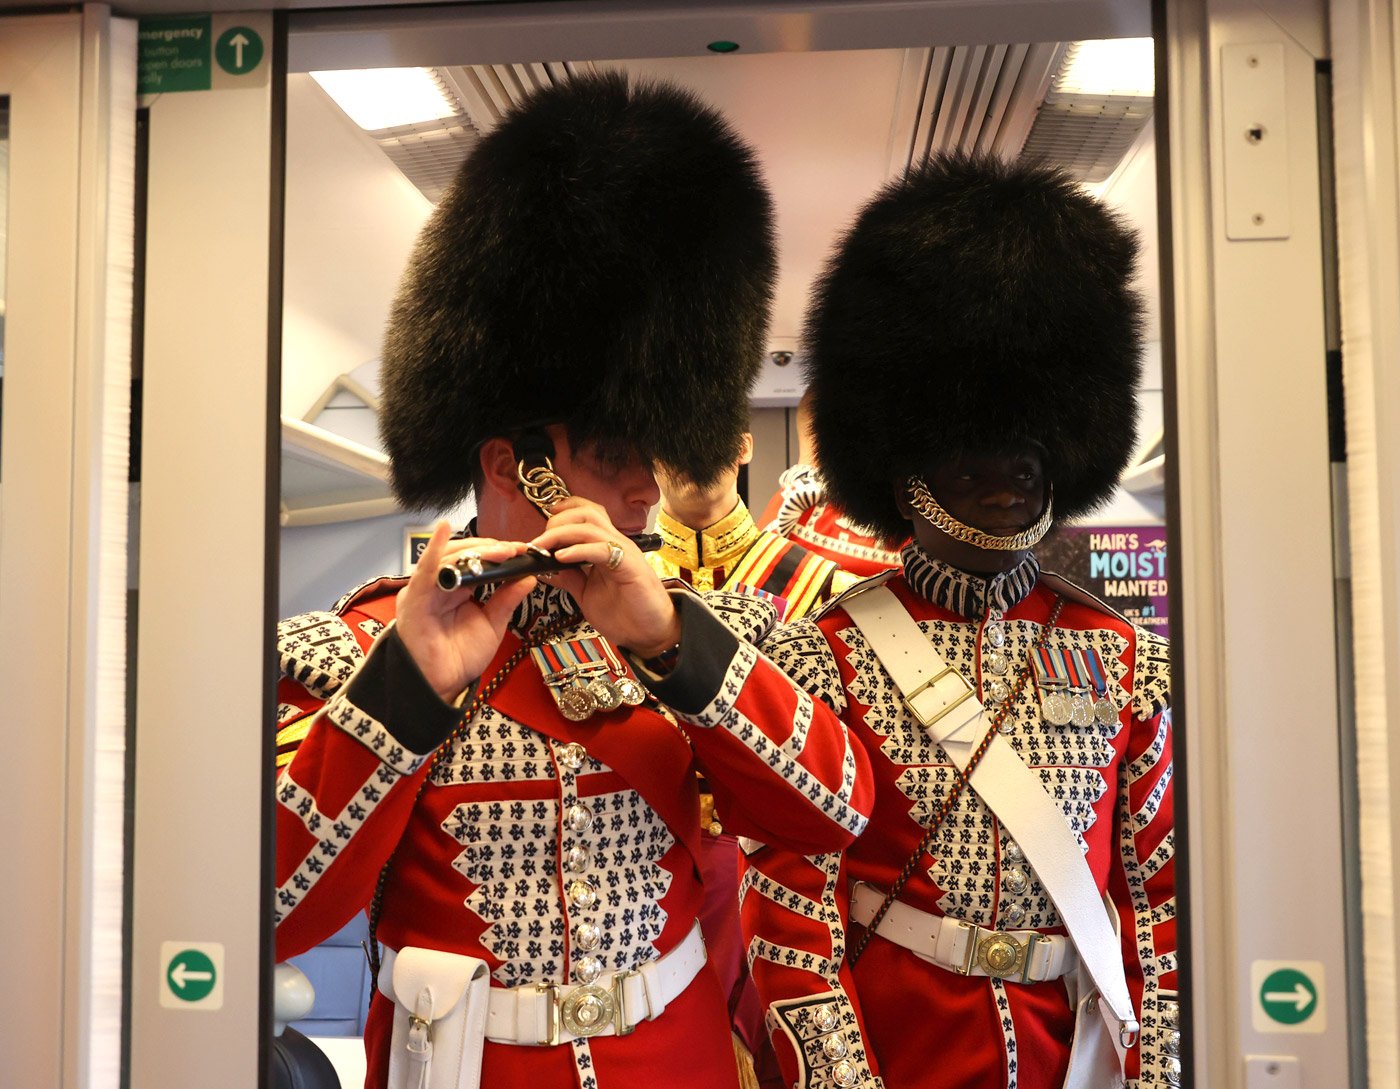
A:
1034 645 1068 687
1080 647 1109 697
1059 647 1090 692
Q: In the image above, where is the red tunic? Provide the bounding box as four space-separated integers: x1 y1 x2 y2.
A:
758 465 904 579
274 581 873 1089
732 549 1177 1089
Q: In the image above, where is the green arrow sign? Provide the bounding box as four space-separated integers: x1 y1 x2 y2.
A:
1259 967 1318 1025
166 948 218 1002
215 26 263 76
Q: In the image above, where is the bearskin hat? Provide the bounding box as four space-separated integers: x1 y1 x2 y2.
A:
803 154 1144 543
378 72 775 512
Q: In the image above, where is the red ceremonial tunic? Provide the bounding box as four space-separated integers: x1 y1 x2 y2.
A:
274 580 873 1089
758 465 904 579
732 548 1177 1089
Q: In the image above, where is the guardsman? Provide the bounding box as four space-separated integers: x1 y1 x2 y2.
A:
272 75 872 1089
735 156 1177 1089
650 430 859 619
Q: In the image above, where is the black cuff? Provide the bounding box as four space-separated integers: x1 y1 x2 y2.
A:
344 626 462 755
627 592 739 717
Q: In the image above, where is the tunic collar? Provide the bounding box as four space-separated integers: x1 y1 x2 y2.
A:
655 500 759 572
901 543 1040 619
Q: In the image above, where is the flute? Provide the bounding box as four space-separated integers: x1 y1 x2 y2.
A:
437 533 664 591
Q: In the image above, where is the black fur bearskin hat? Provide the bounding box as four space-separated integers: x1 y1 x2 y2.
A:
803 154 1144 543
380 72 776 511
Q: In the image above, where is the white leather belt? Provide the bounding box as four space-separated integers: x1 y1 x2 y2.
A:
850 881 1077 984
379 921 707 1046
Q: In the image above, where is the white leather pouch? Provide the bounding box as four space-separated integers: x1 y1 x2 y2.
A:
379 946 491 1089
1062 961 1126 1089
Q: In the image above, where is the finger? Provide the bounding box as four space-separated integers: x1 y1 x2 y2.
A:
551 539 634 574
429 539 530 596
529 522 613 555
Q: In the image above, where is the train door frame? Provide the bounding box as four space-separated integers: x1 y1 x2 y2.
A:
125 10 285 1089
121 1 1364 1087
0 8 137 1089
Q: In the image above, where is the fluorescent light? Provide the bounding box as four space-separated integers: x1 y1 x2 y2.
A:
311 68 459 131
1055 38 1154 98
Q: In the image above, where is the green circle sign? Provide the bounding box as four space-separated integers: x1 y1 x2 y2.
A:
1259 967 1318 1025
215 27 264 76
166 949 218 1002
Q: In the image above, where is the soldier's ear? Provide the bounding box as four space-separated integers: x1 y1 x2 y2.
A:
737 432 755 467
893 480 915 522
479 437 519 500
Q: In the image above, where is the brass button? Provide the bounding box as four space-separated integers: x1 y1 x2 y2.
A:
566 804 594 834
574 921 602 952
812 1004 838 1033
564 846 590 873
567 879 598 911
575 956 603 985
822 1033 848 1060
831 1059 858 1087
1003 869 1029 895
559 743 587 771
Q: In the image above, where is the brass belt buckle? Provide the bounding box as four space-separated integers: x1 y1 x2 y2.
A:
904 665 976 728
976 930 1030 981
559 985 616 1038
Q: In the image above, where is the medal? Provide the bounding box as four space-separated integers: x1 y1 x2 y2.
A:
615 676 646 706
1069 693 1094 727
599 638 647 705
1061 647 1095 726
557 685 597 721
1032 645 1074 726
1079 646 1121 727
586 675 623 712
1042 690 1073 726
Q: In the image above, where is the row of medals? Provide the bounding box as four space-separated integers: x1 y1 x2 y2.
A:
1040 682 1118 728
536 640 646 722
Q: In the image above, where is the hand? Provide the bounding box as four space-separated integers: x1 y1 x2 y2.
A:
394 522 538 701
528 498 682 657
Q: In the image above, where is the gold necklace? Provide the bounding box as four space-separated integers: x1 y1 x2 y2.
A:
906 476 1053 552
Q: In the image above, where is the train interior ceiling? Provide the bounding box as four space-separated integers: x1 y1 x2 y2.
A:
279 35 1166 620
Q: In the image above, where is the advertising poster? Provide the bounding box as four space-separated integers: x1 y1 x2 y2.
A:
1037 524 1170 640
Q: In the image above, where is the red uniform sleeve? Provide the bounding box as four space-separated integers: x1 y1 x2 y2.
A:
274 624 460 960
636 591 873 854
741 847 884 1088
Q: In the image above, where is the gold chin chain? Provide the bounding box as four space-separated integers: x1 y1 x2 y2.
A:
518 457 573 517
906 476 1053 552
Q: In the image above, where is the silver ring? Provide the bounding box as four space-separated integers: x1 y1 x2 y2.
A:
605 543 625 571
